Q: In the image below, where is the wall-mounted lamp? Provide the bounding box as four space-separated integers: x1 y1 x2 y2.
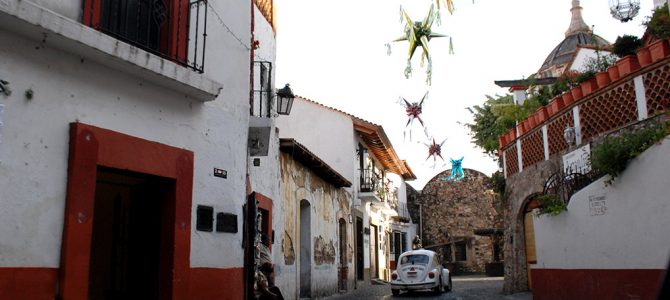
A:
563 125 576 146
276 84 295 115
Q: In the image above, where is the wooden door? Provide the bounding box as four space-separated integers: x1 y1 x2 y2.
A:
524 212 537 290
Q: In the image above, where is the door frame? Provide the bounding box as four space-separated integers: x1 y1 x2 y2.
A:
59 123 194 300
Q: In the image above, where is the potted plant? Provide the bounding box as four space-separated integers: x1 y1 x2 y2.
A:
561 91 575 105
580 78 598 96
607 65 620 81
645 4 670 62
568 87 580 103
636 46 652 67
535 106 548 124
612 34 643 58
549 97 565 116
644 3 670 42
617 55 641 77
595 71 611 87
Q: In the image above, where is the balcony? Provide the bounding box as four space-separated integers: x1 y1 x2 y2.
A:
0 0 221 101
358 168 383 203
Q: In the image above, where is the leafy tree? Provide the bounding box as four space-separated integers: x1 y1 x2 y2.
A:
465 95 515 158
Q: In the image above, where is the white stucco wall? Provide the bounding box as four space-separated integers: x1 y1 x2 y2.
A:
570 48 615 73
275 97 356 185
0 0 252 270
532 137 670 270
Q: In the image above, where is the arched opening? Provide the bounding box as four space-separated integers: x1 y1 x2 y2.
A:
338 218 347 291
299 200 311 298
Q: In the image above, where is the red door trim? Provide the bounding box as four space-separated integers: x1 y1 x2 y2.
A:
59 123 193 300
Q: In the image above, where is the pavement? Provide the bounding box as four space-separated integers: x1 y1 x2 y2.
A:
320 275 532 300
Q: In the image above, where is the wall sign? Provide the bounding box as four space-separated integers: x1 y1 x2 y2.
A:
562 144 591 174
589 194 607 216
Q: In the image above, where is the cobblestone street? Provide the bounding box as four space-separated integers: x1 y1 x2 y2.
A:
323 276 532 300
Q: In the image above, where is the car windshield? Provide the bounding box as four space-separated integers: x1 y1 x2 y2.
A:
400 254 429 265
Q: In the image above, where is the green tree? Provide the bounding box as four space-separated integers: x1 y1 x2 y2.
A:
465 95 515 158
466 94 543 158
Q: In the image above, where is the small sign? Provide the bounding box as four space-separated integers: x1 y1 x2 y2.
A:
589 194 607 216
214 168 227 179
563 144 591 174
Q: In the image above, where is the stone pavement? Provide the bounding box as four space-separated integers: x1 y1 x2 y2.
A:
320 276 532 300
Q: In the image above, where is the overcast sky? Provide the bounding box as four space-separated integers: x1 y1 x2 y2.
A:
274 0 656 190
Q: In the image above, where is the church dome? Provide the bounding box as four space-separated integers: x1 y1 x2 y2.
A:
537 1 611 78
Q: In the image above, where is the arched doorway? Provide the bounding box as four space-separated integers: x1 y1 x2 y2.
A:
338 218 347 291
300 200 311 298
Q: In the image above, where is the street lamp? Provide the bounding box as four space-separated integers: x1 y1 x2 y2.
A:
276 84 295 115
609 0 641 22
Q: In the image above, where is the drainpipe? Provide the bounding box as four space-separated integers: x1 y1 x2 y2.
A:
419 203 423 241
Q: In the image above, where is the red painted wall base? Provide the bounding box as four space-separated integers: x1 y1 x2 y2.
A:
532 268 664 300
0 267 244 299
0 268 57 300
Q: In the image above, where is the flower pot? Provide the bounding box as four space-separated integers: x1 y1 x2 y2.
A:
516 122 525 137
499 135 507 148
561 92 574 106
580 78 598 96
607 65 620 81
535 106 548 124
569 87 581 102
649 39 670 62
527 115 537 129
636 46 652 67
506 130 516 144
595 71 611 88
617 55 640 77
549 97 565 116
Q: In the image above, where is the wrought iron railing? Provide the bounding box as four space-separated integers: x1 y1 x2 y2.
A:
359 168 379 193
91 0 208 73
252 61 273 117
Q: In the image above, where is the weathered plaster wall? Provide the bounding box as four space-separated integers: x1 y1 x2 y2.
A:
420 169 501 273
0 0 251 270
276 152 355 299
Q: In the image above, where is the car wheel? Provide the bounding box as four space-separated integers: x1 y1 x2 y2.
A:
433 277 443 294
445 277 452 292
392 289 400 296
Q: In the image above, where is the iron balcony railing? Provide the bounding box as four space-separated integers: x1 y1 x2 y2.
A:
359 168 379 194
93 0 208 73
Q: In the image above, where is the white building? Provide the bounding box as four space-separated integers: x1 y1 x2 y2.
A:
0 0 280 298
273 96 417 298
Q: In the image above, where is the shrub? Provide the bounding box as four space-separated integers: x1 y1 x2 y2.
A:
591 123 670 185
645 3 670 40
612 34 642 57
535 194 567 217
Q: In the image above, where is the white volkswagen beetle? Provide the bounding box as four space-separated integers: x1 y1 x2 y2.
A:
390 249 452 296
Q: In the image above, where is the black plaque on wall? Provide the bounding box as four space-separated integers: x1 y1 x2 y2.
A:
216 212 238 233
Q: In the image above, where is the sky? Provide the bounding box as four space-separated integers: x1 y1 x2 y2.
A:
274 0 657 190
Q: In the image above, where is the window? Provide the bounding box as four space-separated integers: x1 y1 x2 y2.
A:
442 245 452 262
454 241 467 261
83 0 207 72
400 255 429 265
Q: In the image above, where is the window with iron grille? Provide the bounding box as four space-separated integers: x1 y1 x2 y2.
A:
252 61 273 117
454 241 467 261
83 0 208 73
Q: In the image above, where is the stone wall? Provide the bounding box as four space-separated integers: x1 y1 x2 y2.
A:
418 169 502 274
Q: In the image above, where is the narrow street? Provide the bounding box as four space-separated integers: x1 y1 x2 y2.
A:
324 276 532 300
